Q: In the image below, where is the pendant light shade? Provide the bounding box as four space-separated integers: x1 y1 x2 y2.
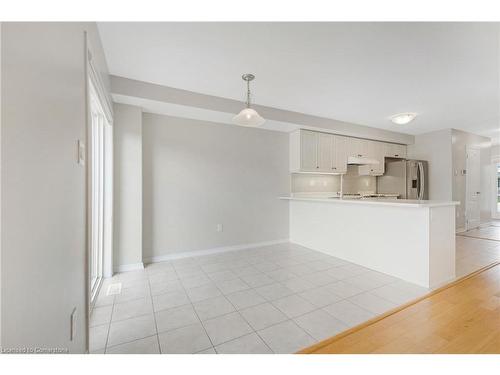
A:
233 74 265 127
233 107 265 127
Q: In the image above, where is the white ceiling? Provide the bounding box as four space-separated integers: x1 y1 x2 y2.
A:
98 22 500 142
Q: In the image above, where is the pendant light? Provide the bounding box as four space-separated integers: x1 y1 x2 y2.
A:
233 74 265 127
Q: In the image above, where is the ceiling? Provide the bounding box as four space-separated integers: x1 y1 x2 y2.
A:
98 22 500 142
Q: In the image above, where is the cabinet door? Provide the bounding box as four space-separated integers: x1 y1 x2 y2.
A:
347 138 362 157
384 143 407 158
317 132 333 172
300 130 319 171
332 135 347 173
393 144 407 158
361 140 377 158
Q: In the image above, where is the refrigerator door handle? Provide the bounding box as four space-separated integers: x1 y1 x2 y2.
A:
418 162 425 200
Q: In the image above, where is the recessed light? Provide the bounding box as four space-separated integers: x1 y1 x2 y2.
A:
390 113 417 125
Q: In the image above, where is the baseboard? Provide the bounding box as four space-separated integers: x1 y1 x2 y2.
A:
143 239 289 264
113 262 144 273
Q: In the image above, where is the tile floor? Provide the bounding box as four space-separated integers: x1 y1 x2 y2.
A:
90 235 500 354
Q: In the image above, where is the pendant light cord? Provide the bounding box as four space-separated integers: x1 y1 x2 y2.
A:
246 78 251 108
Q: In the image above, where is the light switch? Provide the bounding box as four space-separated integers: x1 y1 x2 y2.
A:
77 140 85 166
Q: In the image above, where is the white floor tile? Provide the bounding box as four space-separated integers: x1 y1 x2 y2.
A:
298 286 343 307
240 273 275 288
107 314 157 347
150 279 184 296
322 300 376 327
255 283 294 301
370 282 428 305
280 277 316 293
226 289 267 310
231 265 261 277
112 297 153 322
207 270 238 282
240 302 288 330
348 291 397 314
271 294 317 318
215 278 250 294
301 271 338 286
186 283 222 303
152 289 190 312
258 320 315 354
196 347 217 354
293 309 347 341
155 304 200 333
321 280 365 298
193 295 236 321
158 323 212 354
202 312 253 346
215 333 272 354
90 305 113 327
265 269 298 282
114 284 150 304
106 335 160 354
180 274 212 289
89 324 109 352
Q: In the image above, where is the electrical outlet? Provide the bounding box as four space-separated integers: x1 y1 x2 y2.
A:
70 307 77 341
216 224 223 232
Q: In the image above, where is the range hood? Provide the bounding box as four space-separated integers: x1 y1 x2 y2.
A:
347 156 380 165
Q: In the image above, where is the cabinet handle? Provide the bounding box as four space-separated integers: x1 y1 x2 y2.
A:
316 166 319 169
395 154 399 157
332 167 336 170
358 154 362 157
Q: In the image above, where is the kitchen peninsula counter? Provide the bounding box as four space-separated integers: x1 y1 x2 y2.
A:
280 196 459 288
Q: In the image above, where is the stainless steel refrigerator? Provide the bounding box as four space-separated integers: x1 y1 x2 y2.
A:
377 159 428 200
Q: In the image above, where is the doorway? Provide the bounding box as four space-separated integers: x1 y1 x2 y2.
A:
87 54 113 307
494 162 500 219
465 146 481 230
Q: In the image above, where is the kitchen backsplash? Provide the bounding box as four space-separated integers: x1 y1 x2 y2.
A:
291 166 377 194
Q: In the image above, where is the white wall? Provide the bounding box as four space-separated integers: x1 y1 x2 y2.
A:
142 113 290 261
113 103 143 269
407 129 453 201
1 23 109 353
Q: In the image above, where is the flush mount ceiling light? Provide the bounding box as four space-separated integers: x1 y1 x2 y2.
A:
390 112 417 125
233 74 265 127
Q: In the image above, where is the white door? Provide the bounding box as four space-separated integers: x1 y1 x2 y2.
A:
466 147 481 230
300 130 319 171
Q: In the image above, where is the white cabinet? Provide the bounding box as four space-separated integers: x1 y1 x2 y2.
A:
385 143 407 158
299 130 319 171
359 141 385 176
290 129 407 175
331 135 348 173
290 130 348 174
317 132 333 171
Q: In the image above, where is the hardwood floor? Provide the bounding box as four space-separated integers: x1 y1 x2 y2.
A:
299 262 500 354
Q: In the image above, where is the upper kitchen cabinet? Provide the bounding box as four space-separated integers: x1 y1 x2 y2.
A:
347 137 376 158
385 143 407 158
290 129 347 174
359 141 385 176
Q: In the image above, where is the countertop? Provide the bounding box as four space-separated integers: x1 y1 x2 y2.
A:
279 196 460 208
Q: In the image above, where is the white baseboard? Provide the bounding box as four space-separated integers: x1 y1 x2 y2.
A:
114 262 144 273
143 239 289 264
